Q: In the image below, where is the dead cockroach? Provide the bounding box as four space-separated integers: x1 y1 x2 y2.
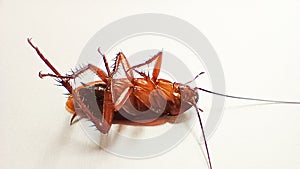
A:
28 38 300 169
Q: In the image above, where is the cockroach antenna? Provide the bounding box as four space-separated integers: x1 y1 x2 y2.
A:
196 88 300 104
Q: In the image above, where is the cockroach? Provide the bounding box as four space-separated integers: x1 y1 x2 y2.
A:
28 38 300 169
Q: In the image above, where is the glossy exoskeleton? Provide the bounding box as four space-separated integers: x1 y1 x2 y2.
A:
28 38 213 169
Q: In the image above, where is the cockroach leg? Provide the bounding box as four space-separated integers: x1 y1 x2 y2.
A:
27 38 62 76
39 62 110 86
70 113 80 125
73 91 111 133
128 51 162 82
28 38 73 93
97 48 111 77
101 91 115 131
69 64 109 83
39 64 109 83
110 53 137 111
112 52 134 81
38 71 72 80
132 69 150 80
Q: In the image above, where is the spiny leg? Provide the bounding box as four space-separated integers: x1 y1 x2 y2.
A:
110 52 136 111
28 38 61 77
97 52 135 131
132 69 151 80
112 52 134 81
39 71 71 79
27 38 73 93
28 38 77 123
128 51 162 82
40 64 109 84
28 38 113 128
69 64 109 83
89 52 136 131
98 48 111 77
73 91 111 134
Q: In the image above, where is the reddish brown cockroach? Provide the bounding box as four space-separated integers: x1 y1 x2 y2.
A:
28 38 300 169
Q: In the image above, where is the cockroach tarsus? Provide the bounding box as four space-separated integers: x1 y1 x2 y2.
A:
28 38 300 169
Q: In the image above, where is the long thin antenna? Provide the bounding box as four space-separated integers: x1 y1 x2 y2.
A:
184 72 205 85
197 88 300 104
194 104 213 169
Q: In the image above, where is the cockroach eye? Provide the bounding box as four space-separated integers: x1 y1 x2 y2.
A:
195 91 199 103
179 85 185 90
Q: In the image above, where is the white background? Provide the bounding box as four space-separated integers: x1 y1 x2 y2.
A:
1 0 300 169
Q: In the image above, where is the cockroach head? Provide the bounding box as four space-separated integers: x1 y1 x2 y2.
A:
179 84 199 105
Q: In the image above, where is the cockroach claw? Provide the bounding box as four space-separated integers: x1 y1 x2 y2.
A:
38 71 44 79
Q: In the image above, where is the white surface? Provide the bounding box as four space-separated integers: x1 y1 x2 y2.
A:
1 1 300 169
